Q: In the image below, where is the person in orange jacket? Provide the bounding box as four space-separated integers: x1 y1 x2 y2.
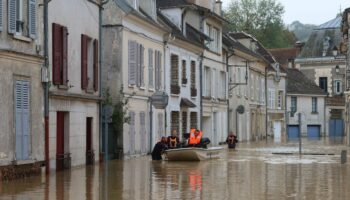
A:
189 129 203 146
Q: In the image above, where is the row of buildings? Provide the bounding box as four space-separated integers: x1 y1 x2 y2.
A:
0 0 348 176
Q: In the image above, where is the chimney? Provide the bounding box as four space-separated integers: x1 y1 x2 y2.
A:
214 0 222 16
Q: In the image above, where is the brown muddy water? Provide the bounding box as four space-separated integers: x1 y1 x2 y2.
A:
1 139 350 200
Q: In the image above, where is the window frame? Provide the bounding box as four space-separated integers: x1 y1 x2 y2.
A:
291 96 297 113
312 97 317 113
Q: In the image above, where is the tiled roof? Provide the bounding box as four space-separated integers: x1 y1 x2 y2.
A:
316 16 341 30
269 48 300 68
286 68 326 95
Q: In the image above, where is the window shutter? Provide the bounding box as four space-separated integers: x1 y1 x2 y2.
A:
140 112 146 153
129 111 135 154
62 26 68 86
158 52 162 90
158 113 163 139
148 49 153 88
128 40 136 85
191 61 196 89
0 0 3 31
140 45 145 87
15 80 30 160
81 34 88 89
93 39 98 91
52 23 62 85
28 0 36 38
8 0 16 34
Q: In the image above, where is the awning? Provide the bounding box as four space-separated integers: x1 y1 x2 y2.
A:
180 98 196 108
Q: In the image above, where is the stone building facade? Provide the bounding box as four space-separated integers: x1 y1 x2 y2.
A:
0 0 44 176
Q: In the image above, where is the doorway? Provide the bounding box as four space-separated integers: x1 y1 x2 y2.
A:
86 117 94 165
56 112 70 171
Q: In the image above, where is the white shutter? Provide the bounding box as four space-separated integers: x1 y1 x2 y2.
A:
158 113 163 140
0 0 3 31
158 52 162 90
148 49 154 88
140 45 145 87
140 112 147 153
128 41 137 85
28 0 36 38
129 111 135 154
8 0 16 34
211 69 215 98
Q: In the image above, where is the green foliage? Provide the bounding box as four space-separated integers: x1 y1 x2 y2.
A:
224 0 297 48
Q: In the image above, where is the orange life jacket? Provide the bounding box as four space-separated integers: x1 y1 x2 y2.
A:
189 129 202 145
169 137 177 148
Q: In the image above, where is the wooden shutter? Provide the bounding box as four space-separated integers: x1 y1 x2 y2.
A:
62 26 68 86
8 0 16 34
129 111 135 154
140 112 146 153
28 0 36 38
0 0 3 31
15 80 30 160
128 40 137 85
140 44 145 87
93 39 99 91
52 23 62 85
81 34 88 89
148 49 154 88
170 54 179 86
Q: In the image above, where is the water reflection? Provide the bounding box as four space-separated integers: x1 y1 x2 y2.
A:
1 139 350 200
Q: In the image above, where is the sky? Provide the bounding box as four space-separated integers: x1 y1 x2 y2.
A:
221 0 350 25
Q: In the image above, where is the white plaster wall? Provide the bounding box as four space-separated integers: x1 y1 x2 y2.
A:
287 95 326 136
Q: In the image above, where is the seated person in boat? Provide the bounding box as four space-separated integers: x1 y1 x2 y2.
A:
226 132 238 149
167 129 180 149
188 129 210 148
152 137 168 160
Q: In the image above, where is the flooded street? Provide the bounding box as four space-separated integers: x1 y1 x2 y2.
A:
1 139 350 200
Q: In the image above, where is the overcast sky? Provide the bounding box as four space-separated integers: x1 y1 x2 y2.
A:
222 0 350 25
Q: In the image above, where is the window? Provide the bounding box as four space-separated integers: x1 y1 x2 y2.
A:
278 91 283 109
291 97 297 113
171 111 179 136
319 77 328 93
8 0 36 38
333 80 342 95
170 54 179 94
154 50 162 90
268 89 275 109
128 40 145 88
312 97 317 113
205 23 220 52
182 60 187 85
52 23 68 86
15 80 30 160
190 112 198 129
182 112 187 135
204 67 211 97
81 34 99 91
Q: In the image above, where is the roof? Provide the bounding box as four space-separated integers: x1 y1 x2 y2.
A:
316 16 341 30
223 33 264 60
298 16 343 58
269 48 300 68
114 0 167 31
286 68 327 95
157 0 227 22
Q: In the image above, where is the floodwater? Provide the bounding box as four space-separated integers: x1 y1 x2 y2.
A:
1 138 350 200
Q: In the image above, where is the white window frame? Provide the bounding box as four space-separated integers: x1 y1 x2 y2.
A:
334 80 342 95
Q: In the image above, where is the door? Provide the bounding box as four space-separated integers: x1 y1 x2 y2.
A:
57 112 65 170
274 121 281 143
15 80 30 160
329 119 344 137
86 117 94 165
287 125 299 139
307 125 320 139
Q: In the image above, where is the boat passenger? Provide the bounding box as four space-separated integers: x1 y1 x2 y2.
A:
168 129 180 149
226 132 238 149
152 137 168 160
188 129 203 147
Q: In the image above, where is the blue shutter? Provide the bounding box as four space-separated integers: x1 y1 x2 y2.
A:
0 0 3 31
28 0 36 38
15 80 30 160
8 0 16 34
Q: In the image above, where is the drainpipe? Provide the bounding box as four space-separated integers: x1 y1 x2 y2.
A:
265 67 268 141
226 51 234 138
43 0 49 174
199 53 204 129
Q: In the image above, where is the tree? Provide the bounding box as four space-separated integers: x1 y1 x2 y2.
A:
224 0 296 48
